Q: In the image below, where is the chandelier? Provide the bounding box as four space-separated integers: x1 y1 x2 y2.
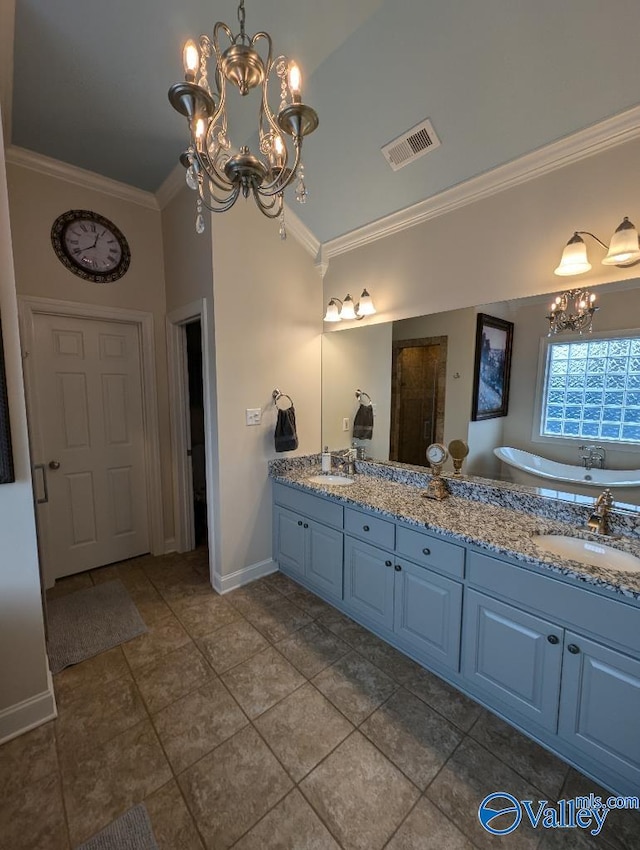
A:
546 288 598 336
168 0 319 237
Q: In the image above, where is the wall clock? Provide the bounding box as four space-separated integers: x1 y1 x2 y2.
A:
51 210 131 283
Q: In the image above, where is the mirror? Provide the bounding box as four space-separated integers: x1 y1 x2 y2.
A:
321 278 640 505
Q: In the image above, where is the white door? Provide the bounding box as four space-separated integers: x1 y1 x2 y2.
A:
31 313 150 581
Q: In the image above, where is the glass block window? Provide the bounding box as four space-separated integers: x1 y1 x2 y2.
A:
541 336 640 443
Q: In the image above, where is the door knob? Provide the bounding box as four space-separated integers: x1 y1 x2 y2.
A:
49 461 61 470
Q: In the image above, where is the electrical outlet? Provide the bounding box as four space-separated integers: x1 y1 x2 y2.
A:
246 408 262 426
342 417 350 431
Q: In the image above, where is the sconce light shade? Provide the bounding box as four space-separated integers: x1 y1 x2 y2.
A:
602 217 640 266
357 288 376 316
323 289 377 322
340 294 357 320
323 299 341 322
554 233 592 276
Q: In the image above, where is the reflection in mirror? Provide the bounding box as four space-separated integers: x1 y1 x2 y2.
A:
321 278 640 505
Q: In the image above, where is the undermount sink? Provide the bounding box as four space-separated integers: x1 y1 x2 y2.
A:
532 534 640 573
307 474 355 487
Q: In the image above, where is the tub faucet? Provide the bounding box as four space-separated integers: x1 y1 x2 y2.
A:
579 445 606 470
586 488 614 535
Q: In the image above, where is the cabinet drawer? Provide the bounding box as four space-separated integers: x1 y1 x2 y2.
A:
273 482 343 528
467 550 640 655
345 507 395 549
396 526 465 579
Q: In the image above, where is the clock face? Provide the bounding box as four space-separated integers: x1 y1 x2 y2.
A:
426 442 449 466
51 210 130 283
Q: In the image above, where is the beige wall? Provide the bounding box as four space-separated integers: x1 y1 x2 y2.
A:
323 137 640 323
322 323 392 459
211 201 322 580
162 184 214 315
6 164 174 544
0 111 52 740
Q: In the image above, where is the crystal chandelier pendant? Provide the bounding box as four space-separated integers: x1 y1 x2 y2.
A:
185 163 198 191
295 161 308 204
279 207 287 241
195 199 206 235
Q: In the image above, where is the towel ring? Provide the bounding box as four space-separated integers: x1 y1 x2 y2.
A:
273 389 294 410
355 389 372 406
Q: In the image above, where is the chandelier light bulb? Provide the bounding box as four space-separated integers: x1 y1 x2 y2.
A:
194 117 205 140
183 40 200 80
288 62 302 102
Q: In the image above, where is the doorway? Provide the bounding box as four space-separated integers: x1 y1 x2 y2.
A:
185 320 207 547
166 299 213 558
390 336 447 466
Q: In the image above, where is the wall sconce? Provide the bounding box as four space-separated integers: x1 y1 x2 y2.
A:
324 289 376 322
554 216 640 276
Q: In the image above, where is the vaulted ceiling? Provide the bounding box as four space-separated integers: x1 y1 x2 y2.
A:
10 0 640 244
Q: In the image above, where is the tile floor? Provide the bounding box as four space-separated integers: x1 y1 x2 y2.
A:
1 548 639 849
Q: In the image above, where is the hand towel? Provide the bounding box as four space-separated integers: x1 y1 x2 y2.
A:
274 405 299 452
352 402 374 439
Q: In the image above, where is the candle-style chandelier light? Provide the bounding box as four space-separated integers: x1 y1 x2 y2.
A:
545 288 599 336
168 0 319 237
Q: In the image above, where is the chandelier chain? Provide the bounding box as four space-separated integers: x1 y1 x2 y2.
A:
237 0 246 42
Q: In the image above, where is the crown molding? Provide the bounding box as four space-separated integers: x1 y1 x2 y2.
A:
323 104 640 261
156 162 185 209
283 202 321 266
5 146 159 210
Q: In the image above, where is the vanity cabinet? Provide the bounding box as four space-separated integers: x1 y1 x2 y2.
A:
274 505 343 600
272 479 640 794
461 589 563 731
344 534 463 670
558 633 640 790
272 484 344 601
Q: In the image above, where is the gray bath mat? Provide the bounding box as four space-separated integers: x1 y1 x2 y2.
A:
76 804 159 850
47 579 147 674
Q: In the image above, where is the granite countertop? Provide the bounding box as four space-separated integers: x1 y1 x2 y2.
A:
271 464 640 602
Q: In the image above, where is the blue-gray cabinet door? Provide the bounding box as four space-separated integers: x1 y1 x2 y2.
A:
307 521 344 601
394 560 462 671
344 536 395 630
462 589 563 732
274 506 306 579
559 632 640 790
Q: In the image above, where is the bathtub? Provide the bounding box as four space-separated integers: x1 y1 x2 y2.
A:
493 447 640 488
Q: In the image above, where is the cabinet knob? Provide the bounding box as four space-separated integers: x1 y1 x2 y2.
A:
297 520 303 526
422 547 431 556
303 523 309 529
363 525 370 532
547 634 559 645
385 560 392 567
394 564 402 572
567 644 580 654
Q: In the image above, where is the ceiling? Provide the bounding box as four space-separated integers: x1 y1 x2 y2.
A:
10 0 640 244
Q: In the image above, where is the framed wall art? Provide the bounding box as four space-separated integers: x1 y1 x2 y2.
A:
0 317 15 484
471 313 514 421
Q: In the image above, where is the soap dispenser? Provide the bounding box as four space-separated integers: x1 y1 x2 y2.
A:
321 446 331 473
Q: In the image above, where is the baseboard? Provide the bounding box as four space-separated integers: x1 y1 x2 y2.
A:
0 667 57 745
213 558 278 594
164 537 177 554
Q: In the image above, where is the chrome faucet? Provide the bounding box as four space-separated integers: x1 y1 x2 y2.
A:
579 445 606 470
336 448 357 476
586 488 614 535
